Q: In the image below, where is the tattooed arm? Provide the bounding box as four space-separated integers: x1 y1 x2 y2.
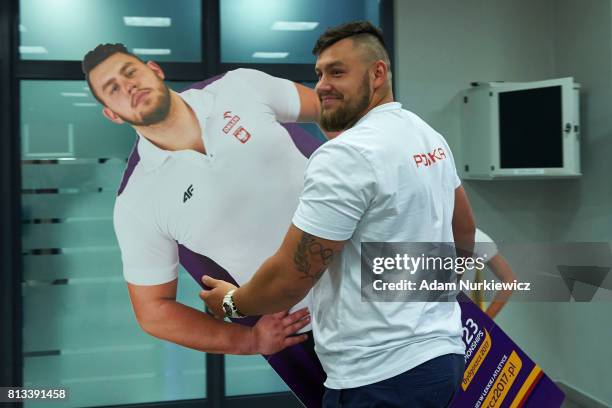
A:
201 224 346 317
233 224 345 315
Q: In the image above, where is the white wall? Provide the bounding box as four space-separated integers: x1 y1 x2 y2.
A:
553 0 612 404
394 0 612 404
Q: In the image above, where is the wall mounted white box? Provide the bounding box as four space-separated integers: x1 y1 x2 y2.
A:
460 77 581 180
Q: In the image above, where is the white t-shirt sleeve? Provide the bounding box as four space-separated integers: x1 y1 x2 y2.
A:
233 68 300 123
292 141 377 241
113 200 179 285
474 228 499 261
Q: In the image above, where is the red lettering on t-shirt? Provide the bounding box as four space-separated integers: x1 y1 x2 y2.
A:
414 147 447 168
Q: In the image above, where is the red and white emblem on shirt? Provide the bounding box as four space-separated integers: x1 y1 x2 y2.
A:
223 111 251 144
413 147 447 168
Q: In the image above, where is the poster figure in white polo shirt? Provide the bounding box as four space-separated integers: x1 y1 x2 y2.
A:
202 21 477 408
82 44 324 358
468 228 517 319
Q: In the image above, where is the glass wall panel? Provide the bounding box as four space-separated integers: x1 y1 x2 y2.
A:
225 354 290 396
19 0 201 61
21 80 206 407
221 0 380 63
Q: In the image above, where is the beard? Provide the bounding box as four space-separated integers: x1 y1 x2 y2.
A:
319 73 371 132
119 82 172 127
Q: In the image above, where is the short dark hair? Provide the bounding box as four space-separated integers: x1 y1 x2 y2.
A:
312 20 387 56
82 43 143 103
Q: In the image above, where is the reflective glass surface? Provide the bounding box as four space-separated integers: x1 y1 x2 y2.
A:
20 0 201 61
221 0 380 63
21 80 206 407
225 354 291 396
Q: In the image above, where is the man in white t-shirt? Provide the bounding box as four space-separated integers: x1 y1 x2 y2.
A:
202 21 477 407
82 44 330 403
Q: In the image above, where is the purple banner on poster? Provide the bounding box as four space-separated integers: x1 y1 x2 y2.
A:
179 244 326 408
450 292 565 408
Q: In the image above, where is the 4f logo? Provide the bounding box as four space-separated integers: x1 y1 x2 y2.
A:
413 147 447 168
183 184 194 203
223 111 251 144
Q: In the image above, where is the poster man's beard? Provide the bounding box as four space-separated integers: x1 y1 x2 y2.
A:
120 84 172 127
